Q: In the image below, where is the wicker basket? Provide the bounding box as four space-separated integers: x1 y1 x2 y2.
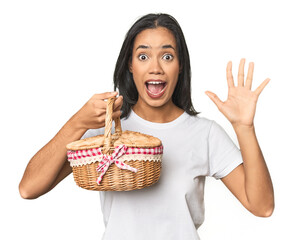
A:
66 97 163 191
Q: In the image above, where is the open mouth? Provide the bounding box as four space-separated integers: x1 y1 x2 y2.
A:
145 81 167 95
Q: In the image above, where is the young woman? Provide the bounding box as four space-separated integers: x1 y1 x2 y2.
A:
19 13 274 239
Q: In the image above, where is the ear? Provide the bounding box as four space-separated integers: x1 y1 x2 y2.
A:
179 65 183 73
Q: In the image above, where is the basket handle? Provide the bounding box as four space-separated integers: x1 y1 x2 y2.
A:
102 97 122 155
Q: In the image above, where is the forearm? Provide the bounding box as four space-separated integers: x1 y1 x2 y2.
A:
19 92 122 199
19 118 86 199
233 124 274 215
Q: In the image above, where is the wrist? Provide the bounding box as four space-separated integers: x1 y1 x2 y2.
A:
64 115 88 136
232 123 255 135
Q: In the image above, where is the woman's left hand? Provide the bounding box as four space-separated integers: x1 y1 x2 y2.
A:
205 58 270 129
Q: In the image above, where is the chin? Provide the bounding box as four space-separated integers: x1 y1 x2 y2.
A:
145 98 169 108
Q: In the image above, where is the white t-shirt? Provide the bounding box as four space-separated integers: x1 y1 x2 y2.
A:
82 109 243 240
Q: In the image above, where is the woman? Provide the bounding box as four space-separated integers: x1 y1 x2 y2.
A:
19 13 274 239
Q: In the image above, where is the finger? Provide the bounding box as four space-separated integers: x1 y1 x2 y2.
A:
237 58 246 87
114 95 123 110
205 91 224 109
245 62 254 90
91 92 119 110
254 78 270 96
97 91 119 100
112 110 122 120
226 61 235 88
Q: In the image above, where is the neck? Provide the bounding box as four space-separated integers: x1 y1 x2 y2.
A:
132 98 184 123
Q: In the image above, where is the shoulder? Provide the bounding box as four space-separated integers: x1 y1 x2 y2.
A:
186 114 215 129
187 114 232 141
176 114 219 140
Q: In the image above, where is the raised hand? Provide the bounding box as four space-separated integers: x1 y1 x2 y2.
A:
70 92 123 130
205 58 270 128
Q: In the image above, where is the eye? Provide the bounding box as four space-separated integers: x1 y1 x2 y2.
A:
138 54 148 61
163 54 174 61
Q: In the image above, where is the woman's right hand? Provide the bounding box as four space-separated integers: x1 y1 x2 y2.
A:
69 91 123 131
19 91 123 199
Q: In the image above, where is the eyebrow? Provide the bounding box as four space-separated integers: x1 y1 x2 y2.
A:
136 44 176 51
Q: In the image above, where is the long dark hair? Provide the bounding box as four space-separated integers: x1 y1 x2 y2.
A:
113 13 199 119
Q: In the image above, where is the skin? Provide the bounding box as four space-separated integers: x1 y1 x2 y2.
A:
130 27 184 123
206 59 274 217
19 92 123 199
131 27 274 217
19 26 274 218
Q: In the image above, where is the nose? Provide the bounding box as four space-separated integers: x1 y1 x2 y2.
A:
149 58 164 75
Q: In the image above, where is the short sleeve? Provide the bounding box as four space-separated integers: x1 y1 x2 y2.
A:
208 121 243 179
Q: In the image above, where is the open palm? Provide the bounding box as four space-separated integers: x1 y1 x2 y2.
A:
206 59 270 128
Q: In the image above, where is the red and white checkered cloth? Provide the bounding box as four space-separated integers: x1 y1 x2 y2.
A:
95 144 138 184
67 144 163 185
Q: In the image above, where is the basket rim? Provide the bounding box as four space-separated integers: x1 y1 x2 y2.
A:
67 130 162 151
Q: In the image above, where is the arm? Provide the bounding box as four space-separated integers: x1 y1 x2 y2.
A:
19 92 123 199
205 59 274 217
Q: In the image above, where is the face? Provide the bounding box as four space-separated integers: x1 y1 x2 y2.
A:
129 27 180 109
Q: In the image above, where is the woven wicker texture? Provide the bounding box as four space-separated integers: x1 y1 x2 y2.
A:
67 97 162 191
66 130 161 150
72 160 161 191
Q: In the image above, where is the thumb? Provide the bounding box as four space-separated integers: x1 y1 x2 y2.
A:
205 91 223 109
